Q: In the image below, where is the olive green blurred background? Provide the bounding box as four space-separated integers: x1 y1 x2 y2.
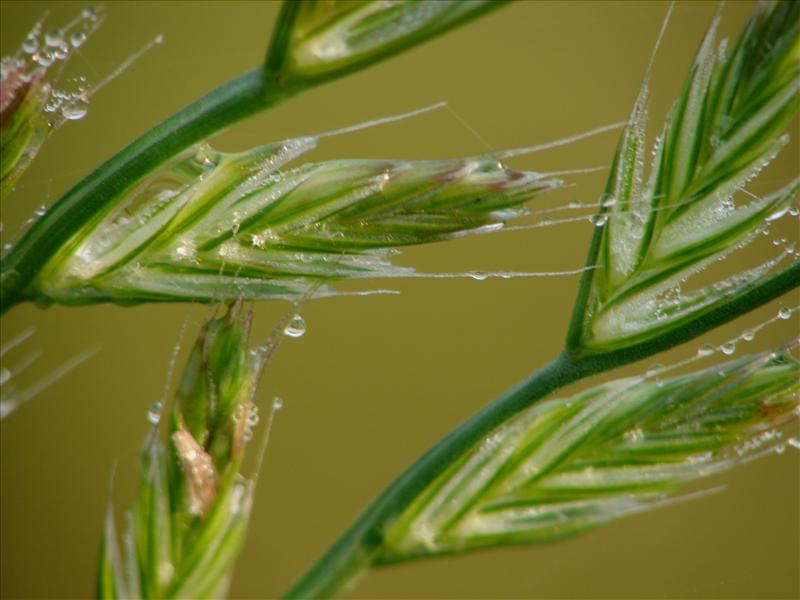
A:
1 2 798 599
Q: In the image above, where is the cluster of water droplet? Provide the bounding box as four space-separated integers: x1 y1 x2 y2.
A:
43 84 89 122
230 401 260 442
692 305 797 363
31 9 97 62
15 9 102 126
243 403 259 441
622 427 644 443
653 284 682 322
732 428 786 458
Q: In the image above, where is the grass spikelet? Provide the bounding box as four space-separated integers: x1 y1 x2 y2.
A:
33 132 558 306
570 1 800 352
1 9 103 197
98 300 272 599
0 8 164 200
380 348 800 562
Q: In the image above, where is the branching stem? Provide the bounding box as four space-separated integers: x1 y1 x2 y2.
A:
283 260 800 599
0 68 293 313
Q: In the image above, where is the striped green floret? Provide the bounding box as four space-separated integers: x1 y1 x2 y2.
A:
380 348 800 562
571 1 800 353
266 1 501 84
98 300 268 599
32 135 555 306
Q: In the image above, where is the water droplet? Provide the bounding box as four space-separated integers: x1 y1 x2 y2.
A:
623 428 644 442
69 30 87 48
273 397 283 410
778 307 792 320
591 214 607 227
62 101 88 120
22 36 38 54
0 367 11 386
247 405 259 426
147 401 162 425
788 207 799 217
82 7 99 21
602 197 617 208
194 145 218 168
174 238 197 262
230 483 250 515
774 444 786 455
646 363 663 378
469 271 488 281
45 28 64 47
697 343 715 358
765 205 790 222
33 50 54 67
283 315 306 338
740 329 756 342
568 200 583 209
687 452 712 464
53 44 69 60
720 341 736 356
787 438 800 450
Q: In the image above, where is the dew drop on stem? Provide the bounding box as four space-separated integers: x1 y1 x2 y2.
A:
247 405 259 427
720 341 736 356
22 37 38 54
591 214 608 227
62 101 88 121
273 397 283 411
777 307 791 320
697 343 715 357
33 50 54 67
283 315 306 338
646 363 663 378
147 401 162 425
82 7 99 21
765 204 790 222
45 29 64 47
70 31 87 48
